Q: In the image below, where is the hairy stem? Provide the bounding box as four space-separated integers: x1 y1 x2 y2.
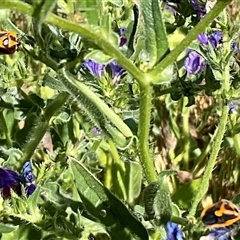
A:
19 93 69 167
150 0 232 79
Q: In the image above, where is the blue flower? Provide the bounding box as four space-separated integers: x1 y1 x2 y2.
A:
109 60 125 83
22 161 36 196
165 221 183 240
201 228 232 240
92 127 102 135
184 51 206 74
208 31 223 48
198 31 223 48
23 161 35 184
0 168 21 198
83 28 126 83
83 59 106 78
0 161 36 198
26 184 36 196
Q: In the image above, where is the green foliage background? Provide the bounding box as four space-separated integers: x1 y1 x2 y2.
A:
0 0 239 239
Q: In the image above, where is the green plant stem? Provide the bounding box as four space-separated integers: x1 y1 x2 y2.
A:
182 98 190 170
188 105 228 217
0 0 158 184
188 26 231 216
139 84 157 184
149 0 232 78
171 215 188 226
0 111 12 148
19 93 69 167
0 0 146 86
60 69 133 138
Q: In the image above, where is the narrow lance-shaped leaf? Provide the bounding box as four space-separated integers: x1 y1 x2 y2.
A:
60 69 133 149
136 0 169 68
32 0 58 23
69 158 148 240
0 223 18 234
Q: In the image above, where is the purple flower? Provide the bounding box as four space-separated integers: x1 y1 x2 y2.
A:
83 59 106 78
109 60 125 83
229 102 238 113
184 51 206 74
119 27 127 47
92 127 102 135
200 228 232 240
231 41 239 53
22 161 36 196
26 184 36 196
83 28 126 82
198 31 223 49
191 0 206 18
0 161 36 198
0 169 21 198
163 0 180 15
209 31 223 48
165 221 183 240
23 161 35 184
197 33 208 45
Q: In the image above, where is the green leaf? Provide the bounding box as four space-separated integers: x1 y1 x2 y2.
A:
76 0 102 25
2 148 22 168
60 69 133 140
69 158 148 240
144 171 176 224
42 74 67 91
137 0 168 68
41 182 95 221
84 50 113 64
5 224 41 240
151 64 174 85
124 161 142 204
108 0 124 7
172 203 181 217
158 169 178 178
109 151 142 203
33 0 58 23
172 178 202 209
27 187 41 221
0 224 18 233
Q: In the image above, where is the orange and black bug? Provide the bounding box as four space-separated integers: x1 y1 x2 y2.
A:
0 30 20 55
201 199 240 228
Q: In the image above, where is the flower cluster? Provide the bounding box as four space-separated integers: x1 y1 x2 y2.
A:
83 28 126 83
0 161 36 198
184 30 223 75
197 31 223 48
